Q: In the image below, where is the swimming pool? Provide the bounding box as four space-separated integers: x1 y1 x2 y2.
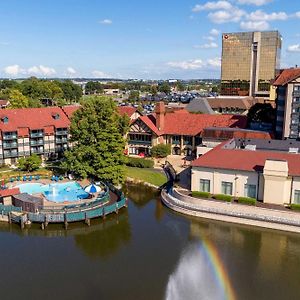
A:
16 181 89 203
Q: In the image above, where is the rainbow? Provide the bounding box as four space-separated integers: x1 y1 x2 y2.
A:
201 239 236 300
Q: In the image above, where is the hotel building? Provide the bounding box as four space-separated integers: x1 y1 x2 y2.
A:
221 31 282 97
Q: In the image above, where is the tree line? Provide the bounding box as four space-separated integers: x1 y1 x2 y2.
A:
0 77 82 108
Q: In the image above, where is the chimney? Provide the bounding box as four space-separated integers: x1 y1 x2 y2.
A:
155 101 165 131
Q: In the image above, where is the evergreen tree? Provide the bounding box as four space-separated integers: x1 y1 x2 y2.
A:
62 96 129 184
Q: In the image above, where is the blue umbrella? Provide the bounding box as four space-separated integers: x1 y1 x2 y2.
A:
84 184 101 193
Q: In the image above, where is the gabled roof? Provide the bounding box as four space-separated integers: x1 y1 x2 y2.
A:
61 105 81 119
273 68 300 86
186 98 215 114
134 109 247 136
192 140 300 176
0 107 70 135
117 106 139 118
0 188 20 197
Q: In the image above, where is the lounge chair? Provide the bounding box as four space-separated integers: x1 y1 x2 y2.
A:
35 175 40 180
16 176 21 181
51 175 55 181
29 175 32 181
23 176 27 181
59 175 63 180
9 177 15 183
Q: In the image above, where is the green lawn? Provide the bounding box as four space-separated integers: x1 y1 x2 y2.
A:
125 167 167 187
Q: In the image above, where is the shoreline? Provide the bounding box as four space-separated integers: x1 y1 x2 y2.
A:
161 188 300 234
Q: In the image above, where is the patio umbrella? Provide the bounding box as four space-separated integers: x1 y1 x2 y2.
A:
84 184 101 193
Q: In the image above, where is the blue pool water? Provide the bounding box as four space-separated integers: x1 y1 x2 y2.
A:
16 181 89 203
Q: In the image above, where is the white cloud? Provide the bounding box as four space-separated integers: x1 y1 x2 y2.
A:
194 42 218 49
204 36 216 41
240 20 270 30
66 67 77 75
247 10 288 21
236 0 273 5
167 57 220 70
208 8 245 23
4 65 25 76
295 12 300 18
28 65 56 76
192 1 232 12
91 70 110 78
210 28 220 36
287 44 300 53
99 19 112 25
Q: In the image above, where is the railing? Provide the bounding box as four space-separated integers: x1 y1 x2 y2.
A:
293 91 300 97
3 142 18 149
55 139 68 144
56 130 68 136
3 152 18 158
0 204 22 214
3 135 17 140
128 140 151 145
30 132 44 138
30 140 44 146
31 149 44 154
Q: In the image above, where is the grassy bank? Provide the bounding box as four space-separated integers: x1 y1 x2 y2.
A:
125 167 167 187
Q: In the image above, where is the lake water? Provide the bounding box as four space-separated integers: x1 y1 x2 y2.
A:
1 183 300 300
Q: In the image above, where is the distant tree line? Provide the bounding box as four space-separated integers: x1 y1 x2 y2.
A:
0 77 82 108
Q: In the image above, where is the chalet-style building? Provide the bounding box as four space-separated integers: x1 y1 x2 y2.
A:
127 102 247 156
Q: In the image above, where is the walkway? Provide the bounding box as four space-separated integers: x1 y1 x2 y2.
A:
161 188 300 234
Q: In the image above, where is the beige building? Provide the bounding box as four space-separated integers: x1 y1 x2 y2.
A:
274 68 300 139
221 31 282 97
191 138 300 206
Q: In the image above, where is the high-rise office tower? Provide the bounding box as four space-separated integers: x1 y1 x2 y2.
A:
221 31 282 97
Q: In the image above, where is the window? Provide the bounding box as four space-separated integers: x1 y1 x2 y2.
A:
244 184 256 199
294 85 300 91
221 181 233 195
294 190 300 204
200 179 210 193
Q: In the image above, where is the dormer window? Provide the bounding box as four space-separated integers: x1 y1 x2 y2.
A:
52 113 60 120
2 116 8 124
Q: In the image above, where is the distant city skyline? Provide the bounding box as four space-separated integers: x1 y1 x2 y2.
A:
0 0 299 79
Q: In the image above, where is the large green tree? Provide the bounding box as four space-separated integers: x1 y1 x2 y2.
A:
62 96 129 184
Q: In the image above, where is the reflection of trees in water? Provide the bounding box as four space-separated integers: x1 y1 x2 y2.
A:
122 183 158 208
74 211 131 259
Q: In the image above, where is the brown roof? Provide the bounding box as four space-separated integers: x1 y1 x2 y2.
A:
0 188 20 197
192 141 300 176
117 106 138 118
273 68 300 86
207 97 253 110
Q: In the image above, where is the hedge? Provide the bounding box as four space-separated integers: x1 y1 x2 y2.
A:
290 204 300 211
126 157 154 168
237 197 256 206
192 191 211 198
212 194 232 202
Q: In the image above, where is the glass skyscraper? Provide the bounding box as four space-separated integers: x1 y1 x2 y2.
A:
221 31 282 97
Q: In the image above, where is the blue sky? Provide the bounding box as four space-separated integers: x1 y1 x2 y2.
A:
0 0 299 79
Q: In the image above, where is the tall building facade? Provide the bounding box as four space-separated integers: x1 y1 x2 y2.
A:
221 31 282 97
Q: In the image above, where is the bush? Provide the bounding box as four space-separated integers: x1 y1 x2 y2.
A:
192 191 211 198
291 204 300 211
237 197 256 205
151 144 171 158
212 194 232 202
126 157 154 168
18 154 42 172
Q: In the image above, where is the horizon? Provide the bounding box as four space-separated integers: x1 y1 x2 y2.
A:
0 0 299 80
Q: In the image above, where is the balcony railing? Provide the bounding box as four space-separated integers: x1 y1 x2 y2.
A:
30 140 44 146
30 132 44 138
31 148 44 154
56 130 68 136
3 142 18 149
55 138 68 144
3 134 17 140
3 152 18 158
128 140 151 145
293 91 300 97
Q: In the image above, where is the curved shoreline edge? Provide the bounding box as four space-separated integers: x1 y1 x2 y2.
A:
161 188 300 234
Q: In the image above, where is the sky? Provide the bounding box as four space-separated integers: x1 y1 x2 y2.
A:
0 0 299 79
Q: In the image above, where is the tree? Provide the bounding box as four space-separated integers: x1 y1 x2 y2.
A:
176 81 185 92
58 80 82 103
7 89 29 108
247 103 276 124
150 85 158 96
128 90 140 102
151 144 171 158
85 81 104 94
18 154 42 172
62 96 129 184
158 82 171 94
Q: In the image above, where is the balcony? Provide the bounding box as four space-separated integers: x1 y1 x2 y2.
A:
3 142 18 149
172 140 180 145
56 130 68 136
30 132 44 138
293 91 300 97
3 151 18 158
3 134 17 140
30 139 44 146
31 149 44 154
55 138 68 144
128 140 151 145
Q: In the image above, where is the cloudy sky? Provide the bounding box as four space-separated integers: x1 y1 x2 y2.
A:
0 0 299 79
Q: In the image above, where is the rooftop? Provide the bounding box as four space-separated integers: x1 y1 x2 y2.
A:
273 68 300 86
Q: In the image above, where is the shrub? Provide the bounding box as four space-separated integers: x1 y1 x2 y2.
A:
18 154 42 172
192 191 211 198
212 194 232 202
291 204 300 211
237 197 256 206
151 144 171 158
126 157 154 168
